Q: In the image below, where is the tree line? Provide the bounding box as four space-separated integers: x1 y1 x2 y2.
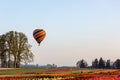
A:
0 31 34 68
76 57 120 69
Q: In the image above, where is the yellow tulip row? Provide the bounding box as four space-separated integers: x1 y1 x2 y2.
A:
25 77 74 80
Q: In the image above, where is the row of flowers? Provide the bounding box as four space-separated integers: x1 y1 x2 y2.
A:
0 69 119 80
0 76 119 80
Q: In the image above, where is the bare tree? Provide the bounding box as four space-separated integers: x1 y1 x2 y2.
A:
16 32 33 67
5 31 34 68
0 35 7 67
6 31 14 67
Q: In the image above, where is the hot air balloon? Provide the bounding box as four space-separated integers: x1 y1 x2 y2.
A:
33 29 46 46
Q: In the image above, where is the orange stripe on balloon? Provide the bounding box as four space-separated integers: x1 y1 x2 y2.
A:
37 36 46 43
34 31 46 39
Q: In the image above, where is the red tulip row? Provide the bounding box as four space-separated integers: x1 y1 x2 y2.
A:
64 77 120 80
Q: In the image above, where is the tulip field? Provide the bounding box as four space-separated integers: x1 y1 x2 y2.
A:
0 68 119 80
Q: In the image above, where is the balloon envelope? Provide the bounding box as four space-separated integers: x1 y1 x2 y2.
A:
33 29 46 45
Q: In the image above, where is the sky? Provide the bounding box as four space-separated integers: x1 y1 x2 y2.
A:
0 0 120 66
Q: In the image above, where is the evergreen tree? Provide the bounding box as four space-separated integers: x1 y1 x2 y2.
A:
114 59 120 69
76 59 88 68
92 58 99 68
98 57 105 69
106 59 111 69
